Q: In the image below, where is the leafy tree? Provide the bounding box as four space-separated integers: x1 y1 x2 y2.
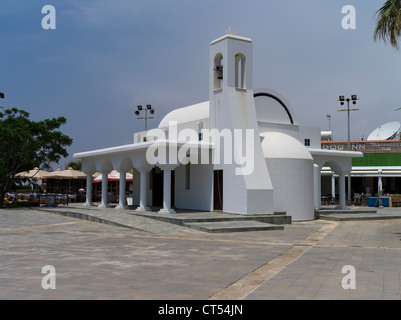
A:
374 0 401 50
66 160 82 170
0 108 73 206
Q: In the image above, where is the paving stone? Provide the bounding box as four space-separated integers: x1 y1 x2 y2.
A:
1 206 401 300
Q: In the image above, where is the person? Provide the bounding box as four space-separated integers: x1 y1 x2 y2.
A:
365 185 371 195
78 187 85 202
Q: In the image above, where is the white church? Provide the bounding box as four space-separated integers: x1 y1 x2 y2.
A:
74 33 362 221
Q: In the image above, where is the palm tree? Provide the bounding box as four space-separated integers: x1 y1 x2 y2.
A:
374 0 401 50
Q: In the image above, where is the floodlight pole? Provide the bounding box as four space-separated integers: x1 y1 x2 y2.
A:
338 96 359 151
135 104 155 131
0 91 4 109
338 95 360 202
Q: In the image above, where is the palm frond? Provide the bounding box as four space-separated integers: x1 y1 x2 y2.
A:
374 0 401 50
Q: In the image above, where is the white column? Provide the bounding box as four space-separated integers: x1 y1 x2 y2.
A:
158 166 176 214
116 170 128 210
337 172 348 209
378 172 383 207
378 170 383 194
331 173 336 200
314 164 321 210
83 172 95 207
136 168 151 212
98 171 110 208
348 175 352 201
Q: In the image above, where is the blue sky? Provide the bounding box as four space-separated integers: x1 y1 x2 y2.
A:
1 1 400 168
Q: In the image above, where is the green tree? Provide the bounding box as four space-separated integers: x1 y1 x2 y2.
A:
374 0 401 50
66 160 82 170
0 108 73 206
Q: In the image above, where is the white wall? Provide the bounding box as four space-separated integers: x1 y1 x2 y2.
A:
266 157 315 221
131 169 140 206
174 163 213 211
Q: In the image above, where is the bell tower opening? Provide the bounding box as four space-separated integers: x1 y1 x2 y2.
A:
235 53 246 89
214 53 223 90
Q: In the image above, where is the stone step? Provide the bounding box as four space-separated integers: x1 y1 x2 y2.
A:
316 208 377 214
317 213 401 221
135 212 291 226
184 221 284 233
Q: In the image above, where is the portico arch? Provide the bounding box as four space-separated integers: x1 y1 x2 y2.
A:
319 161 344 207
311 150 359 210
116 156 133 172
100 159 113 173
82 160 96 174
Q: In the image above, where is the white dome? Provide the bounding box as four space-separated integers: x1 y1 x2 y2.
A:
261 132 313 160
262 131 314 221
158 101 209 128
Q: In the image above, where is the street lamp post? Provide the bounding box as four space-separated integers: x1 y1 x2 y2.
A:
338 95 359 150
135 104 155 131
338 95 359 202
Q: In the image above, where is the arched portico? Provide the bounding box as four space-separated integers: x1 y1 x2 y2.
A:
75 141 214 214
310 149 363 210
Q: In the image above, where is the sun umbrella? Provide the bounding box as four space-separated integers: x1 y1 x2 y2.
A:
92 170 133 183
42 168 89 195
15 167 50 179
43 167 87 179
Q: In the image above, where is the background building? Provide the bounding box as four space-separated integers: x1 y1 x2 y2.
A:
321 121 401 203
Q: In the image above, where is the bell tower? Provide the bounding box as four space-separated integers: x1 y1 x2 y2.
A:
209 34 253 93
208 33 274 214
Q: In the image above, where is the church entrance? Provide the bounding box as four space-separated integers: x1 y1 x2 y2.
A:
213 170 223 211
151 167 175 208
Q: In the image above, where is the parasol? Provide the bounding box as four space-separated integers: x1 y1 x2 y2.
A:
15 167 50 179
43 167 87 179
92 170 133 183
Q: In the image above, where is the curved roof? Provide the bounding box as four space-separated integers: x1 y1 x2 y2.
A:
254 88 298 125
261 132 312 160
158 101 209 128
158 88 298 128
